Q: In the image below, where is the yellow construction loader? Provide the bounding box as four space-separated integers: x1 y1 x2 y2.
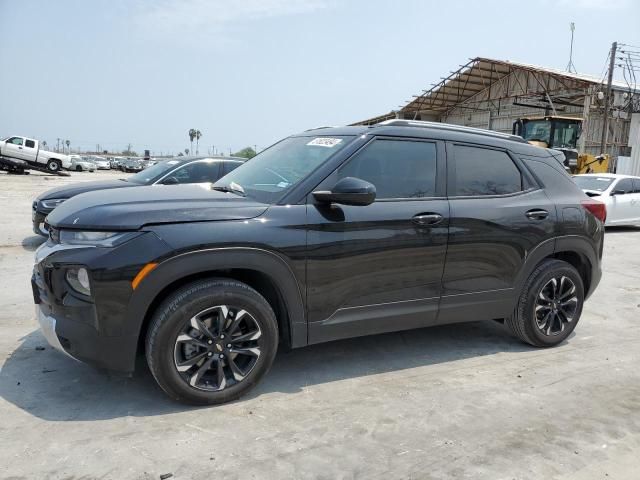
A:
512 116 609 174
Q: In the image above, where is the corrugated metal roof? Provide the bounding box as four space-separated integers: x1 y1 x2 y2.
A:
353 57 638 126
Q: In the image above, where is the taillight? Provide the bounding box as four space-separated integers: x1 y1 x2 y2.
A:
581 199 606 223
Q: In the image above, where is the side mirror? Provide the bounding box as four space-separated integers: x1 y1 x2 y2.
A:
313 177 376 206
162 176 179 185
610 189 625 196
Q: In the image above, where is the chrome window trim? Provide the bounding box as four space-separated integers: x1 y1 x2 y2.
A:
153 159 222 185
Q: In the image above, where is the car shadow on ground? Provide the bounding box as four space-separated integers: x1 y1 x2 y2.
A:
605 225 640 234
0 320 549 421
22 235 45 251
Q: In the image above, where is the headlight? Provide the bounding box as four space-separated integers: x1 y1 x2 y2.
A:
66 267 91 296
41 198 66 209
59 230 141 247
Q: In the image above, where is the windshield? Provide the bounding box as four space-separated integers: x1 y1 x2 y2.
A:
551 121 580 149
127 160 179 184
215 135 354 203
573 176 614 192
522 120 551 145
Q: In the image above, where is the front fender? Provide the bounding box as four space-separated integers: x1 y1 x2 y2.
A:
124 247 307 349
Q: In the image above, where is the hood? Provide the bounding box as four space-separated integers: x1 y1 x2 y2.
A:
37 179 133 201
46 183 269 230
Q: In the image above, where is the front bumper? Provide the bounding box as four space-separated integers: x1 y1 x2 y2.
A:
32 206 49 236
31 231 172 372
35 305 77 360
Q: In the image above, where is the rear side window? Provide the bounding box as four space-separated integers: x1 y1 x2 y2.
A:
222 161 242 176
452 145 522 196
172 161 221 184
615 178 633 193
633 178 640 193
338 139 437 199
25 139 35 148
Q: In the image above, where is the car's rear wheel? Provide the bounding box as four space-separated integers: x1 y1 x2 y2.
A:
46 159 62 172
75 165 82 172
146 278 278 405
506 259 584 347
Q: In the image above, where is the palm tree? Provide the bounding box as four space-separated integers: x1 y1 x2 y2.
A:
184 148 189 155
42 141 47 149
65 139 70 154
195 130 202 155
188 129 196 155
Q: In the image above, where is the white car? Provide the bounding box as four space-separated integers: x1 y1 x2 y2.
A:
68 155 96 172
92 157 111 169
573 173 640 226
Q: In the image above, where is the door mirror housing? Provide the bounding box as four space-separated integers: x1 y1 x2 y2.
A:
162 176 179 185
610 189 625 196
313 177 376 206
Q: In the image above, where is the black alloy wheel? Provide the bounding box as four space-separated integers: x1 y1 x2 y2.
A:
146 278 278 405
506 259 584 347
174 305 262 391
534 276 579 336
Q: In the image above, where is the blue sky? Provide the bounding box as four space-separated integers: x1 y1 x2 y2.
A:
1 0 639 155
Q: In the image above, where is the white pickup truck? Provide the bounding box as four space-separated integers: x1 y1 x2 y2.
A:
0 135 71 172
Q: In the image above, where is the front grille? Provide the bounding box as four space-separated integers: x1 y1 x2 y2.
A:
48 226 60 244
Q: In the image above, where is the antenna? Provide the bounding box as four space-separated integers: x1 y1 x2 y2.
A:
566 22 577 73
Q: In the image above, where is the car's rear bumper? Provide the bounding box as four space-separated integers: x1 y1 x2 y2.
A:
586 259 602 300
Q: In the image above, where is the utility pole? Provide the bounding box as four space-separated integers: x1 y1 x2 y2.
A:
56 138 60 152
565 22 577 73
599 41 617 155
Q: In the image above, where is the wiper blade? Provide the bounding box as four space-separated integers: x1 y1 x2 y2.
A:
213 183 245 196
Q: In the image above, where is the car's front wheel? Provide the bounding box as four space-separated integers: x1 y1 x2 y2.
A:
146 278 279 405
506 259 584 347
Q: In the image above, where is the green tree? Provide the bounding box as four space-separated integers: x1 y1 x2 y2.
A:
232 147 257 159
188 129 196 155
65 139 70 153
184 148 189 155
195 130 202 155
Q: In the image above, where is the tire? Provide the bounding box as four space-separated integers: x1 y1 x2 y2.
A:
46 159 62 172
146 278 279 405
75 165 82 172
506 259 584 347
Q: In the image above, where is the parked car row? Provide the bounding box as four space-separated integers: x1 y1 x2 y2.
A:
0 135 169 175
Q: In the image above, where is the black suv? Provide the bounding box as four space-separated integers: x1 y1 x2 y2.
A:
32 120 605 405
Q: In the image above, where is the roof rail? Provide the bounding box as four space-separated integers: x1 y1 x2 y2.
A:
304 126 337 132
375 119 527 143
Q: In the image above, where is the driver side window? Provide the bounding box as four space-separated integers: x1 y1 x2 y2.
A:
337 139 437 199
8 137 23 146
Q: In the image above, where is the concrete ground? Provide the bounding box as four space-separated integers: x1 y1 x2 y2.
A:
0 169 639 480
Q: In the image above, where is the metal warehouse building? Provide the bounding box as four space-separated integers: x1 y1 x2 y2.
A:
355 57 640 167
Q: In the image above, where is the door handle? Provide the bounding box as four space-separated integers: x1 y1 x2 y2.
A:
412 213 443 226
525 209 549 220
18 146 23 149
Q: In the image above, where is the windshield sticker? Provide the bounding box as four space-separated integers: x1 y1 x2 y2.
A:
307 138 343 148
